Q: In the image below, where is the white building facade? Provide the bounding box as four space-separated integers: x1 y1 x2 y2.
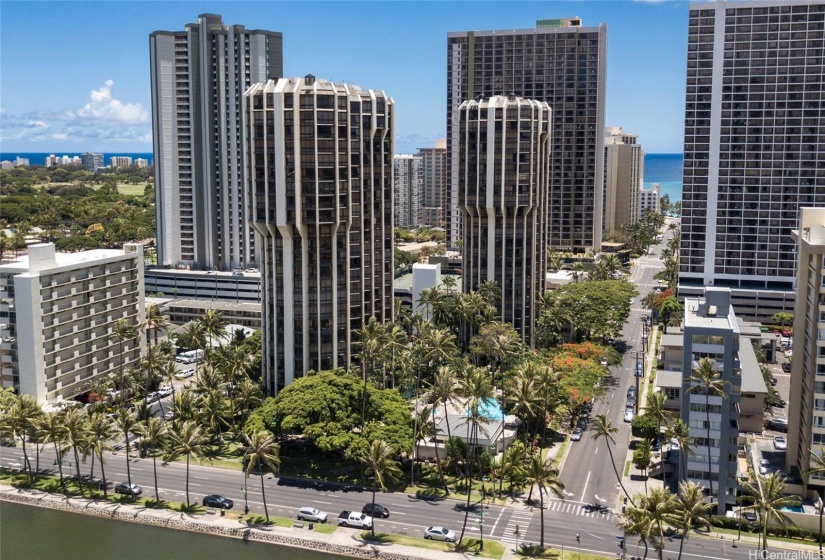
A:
603 127 643 235
639 183 661 217
393 155 423 228
0 243 145 404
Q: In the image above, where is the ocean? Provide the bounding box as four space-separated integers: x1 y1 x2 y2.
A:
643 153 682 203
2 151 683 203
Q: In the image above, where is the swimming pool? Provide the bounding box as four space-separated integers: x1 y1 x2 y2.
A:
466 398 505 421
780 506 804 513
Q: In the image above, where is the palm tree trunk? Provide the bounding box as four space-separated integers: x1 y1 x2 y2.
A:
99 453 108 497
20 437 34 484
360 363 368 431
152 451 160 507
677 534 685 560
53 441 66 495
410 365 422 487
185 454 191 507
458 422 476 546
35 441 41 475
642 536 649 559
90 453 96 482
260 471 269 523
124 432 133 491
371 485 377 538
431 413 450 496
539 484 545 549
607 443 635 506
72 447 85 497
706 397 714 513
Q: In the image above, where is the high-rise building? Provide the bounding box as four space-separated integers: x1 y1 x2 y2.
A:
110 156 133 168
678 287 742 515
640 183 661 217
134 158 150 168
447 18 607 253
245 76 394 395
788 208 825 487
80 152 103 172
603 127 643 236
150 13 283 271
458 95 550 345
0 243 145 404
419 139 447 228
679 0 825 322
393 154 423 228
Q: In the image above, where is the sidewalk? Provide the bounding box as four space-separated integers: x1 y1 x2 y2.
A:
0 483 504 560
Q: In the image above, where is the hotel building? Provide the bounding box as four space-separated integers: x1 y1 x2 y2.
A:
393 154 423 228
447 18 607 253
419 139 447 228
0 243 145 404
678 0 825 322
150 13 283 271
603 127 643 235
458 94 550 345
245 76 394 394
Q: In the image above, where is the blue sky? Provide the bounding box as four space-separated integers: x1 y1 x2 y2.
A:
0 1 691 155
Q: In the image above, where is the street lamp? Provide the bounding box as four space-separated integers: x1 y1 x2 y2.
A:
243 483 249 516
478 509 484 551
576 533 581 557
816 491 824 559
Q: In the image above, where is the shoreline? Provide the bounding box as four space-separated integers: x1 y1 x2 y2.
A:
0 484 477 560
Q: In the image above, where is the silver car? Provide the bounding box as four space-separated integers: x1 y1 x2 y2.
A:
297 506 328 523
424 526 456 542
624 408 635 423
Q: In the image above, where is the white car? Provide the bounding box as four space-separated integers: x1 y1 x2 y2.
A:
759 459 771 475
600 358 608 367
624 408 635 423
784 349 793 358
164 410 175 421
157 386 173 397
144 392 159 404
175 369 195 379
424 526 456 542
774 436 787 451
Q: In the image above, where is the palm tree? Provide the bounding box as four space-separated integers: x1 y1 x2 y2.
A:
176 321 207 374
87 412 118 497
644 391 676 490
137 417 168 506
40 411 69 494
428 365 457 495
355 317 387 430
525 451 565 549
804 445 825 555
64 408 91 497
233 378 264 430
456 366 494 546
114 408 139 496
621 487 676 560
667 481 713 560
547 252 565 273
667 419 694 484
685 357 727 511
111 319 138 392
199 309 227 354
0 395 42 483
592 413 635 506
143 303 169 348
740 473 802 555
243 430 281 522
167 420 208 508
360 439 402 538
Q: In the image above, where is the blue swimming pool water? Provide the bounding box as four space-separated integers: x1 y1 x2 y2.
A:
781 506 804 513
466 398 505 421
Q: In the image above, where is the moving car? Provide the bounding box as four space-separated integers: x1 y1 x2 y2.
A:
202 495 234 509
297 506 328 523
362 503 390 518
624 408 634 423
114 482 142 496
571 428 583 441
781 362 792 373
175 369 195 379
157 385 173 397
759 459 771 475
774 436 787 451
424 526 456 542
337 511 373 529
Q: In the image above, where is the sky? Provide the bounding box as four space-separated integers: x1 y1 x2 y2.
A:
0 0 691 155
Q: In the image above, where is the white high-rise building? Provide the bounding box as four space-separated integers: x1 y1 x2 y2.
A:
679 0 825 322
603 127 643 235
110 156 133 168
393 155 423 228
640 183 661 217
0 243 145 404
245 76 395 395
447 18 607 253
150 13 283 271
419 139 447 229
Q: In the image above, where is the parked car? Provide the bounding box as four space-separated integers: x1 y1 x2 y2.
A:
337 511 373 529
624 408 634 423
774 436 787 451
297 506 328 523
627 387 637 399
571 428 583 441
767 417 788 432
577 418 588 430
114 482 142 496
784 349 793 358
157 385 173 397
626 395 637 408
781 362 792 373
144 392 159 404
759 459 771 475
362 503 390 518
202 495 234 509
164 410 175 421
175 369 195 379
424 526 456 542
600 358 608 367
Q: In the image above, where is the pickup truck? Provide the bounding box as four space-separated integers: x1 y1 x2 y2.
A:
337 510 373 529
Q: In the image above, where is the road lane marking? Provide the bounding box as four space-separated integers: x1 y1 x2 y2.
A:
312 500 332 505
487 506 505 535
579 471 591 503
390 504 413 508
594 447 598 455
193 476 210 480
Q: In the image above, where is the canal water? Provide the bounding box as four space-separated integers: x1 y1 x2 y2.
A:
0 501 352 560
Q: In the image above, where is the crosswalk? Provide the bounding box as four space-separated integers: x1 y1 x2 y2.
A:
544 500 616 522
499 510 533 545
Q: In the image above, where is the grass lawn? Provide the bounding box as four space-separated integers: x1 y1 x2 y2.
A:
708 525 818 547
623 461 631 477
360 532 505 559
516 546 613 560
238 513 336 533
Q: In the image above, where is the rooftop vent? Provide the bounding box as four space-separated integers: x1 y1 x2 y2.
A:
305 74 315 85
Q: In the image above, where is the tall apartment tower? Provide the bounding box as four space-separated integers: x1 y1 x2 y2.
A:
0 243 145 404
393 154 423 228
81 152 103 172
419 139 447 228
150 13 283 271
679 0 825 322
458 95 550 345
603 127 643 236
678 287 742 515
245 76 394 395
447 18 607 252
788 208 825 487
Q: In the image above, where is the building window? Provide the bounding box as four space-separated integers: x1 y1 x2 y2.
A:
666 388 680 400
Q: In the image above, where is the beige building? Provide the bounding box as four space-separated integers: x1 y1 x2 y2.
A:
788 208 825 487
603 127 642 236
419 139 447 228
0 243 145 404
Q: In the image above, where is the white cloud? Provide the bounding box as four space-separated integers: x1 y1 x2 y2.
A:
72 80 149 125
25 120 48 128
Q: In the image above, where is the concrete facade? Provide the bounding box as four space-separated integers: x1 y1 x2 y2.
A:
603 127 642 235
418 139 447 228
393 155 423 228
0 243 145 404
